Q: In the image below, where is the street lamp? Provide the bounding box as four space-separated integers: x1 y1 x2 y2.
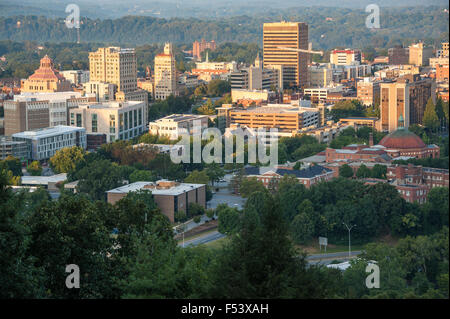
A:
342 222 356 258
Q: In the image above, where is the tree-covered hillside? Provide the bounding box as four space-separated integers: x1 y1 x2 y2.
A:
0 6 448 49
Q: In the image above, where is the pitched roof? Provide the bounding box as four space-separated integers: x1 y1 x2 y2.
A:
244 165 332 179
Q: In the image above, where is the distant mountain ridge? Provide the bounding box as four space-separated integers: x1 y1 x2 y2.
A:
2 0 449 19
0 6 448 50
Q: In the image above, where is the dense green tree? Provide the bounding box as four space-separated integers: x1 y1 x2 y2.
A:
129 170 157 183
423 98 440 131
27 161 42 176
356 164 371 179
75 160 125 201
49 146 86 174
339 164 354 178
239 176 267 198
0 170 45 298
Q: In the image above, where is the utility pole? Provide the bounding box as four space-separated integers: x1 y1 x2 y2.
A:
342 222 356 258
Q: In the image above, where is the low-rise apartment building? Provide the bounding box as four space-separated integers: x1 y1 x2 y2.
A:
106 180 206 223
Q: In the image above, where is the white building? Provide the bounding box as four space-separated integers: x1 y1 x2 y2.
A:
149 114 209 140
83 81 117 102
12 126 86 161
59 70 90 85
13 91 96 127
69 101 146 143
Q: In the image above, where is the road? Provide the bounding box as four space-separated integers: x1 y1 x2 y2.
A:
306 251 362 265
178 230 226 248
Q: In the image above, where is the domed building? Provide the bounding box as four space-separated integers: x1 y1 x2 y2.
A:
377 125 440 159
21 55 72 93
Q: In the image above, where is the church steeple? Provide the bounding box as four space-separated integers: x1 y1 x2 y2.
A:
254 53 261 68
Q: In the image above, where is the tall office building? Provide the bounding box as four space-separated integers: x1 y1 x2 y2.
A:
409 43 433 67
154 43 178 100
263 21 309 89
88 47 148 119
379 76 435 132
379 80 410 132
89 47 137 93
388 47 409 65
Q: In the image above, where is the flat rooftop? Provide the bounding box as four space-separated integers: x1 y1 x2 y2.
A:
153 114 208 122
21 173 67 185
77 101 143 110
107 181 205 196
12 125 85 139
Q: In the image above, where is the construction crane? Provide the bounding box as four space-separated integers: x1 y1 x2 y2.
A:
276 46 324 56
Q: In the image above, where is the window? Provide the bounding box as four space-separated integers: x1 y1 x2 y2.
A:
76 114 82 127
92 113 98 133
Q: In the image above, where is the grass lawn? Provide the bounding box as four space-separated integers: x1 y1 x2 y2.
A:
204 236 230 250
296 234 400 255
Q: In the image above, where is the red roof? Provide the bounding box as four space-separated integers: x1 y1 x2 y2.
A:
379 128 426 150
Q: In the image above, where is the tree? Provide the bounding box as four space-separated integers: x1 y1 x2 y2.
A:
129 170 157 183
27 161 42 176
188 202 205 218
239 177 267 198
356 164 371 179
423 98 439 132
371 164 387 179
2 156 22 176
184 170 209 185
339 164 354 178
205 163 225 186
217 206 241 235
291 211 314 245
26 194 121 298
75 160 125 201
0 170 45 298
49 146 86 174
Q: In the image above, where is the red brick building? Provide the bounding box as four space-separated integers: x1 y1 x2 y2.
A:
193 39 216 60
244 165 334 189
387 164 449 188
378 128 440 159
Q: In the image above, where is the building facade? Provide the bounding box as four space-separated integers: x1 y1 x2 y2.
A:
263 21 309 89
154 43 178 100
21 55 72 93
149 114 209 140
70 101 146 143
12 126 86 161
107 180 206 223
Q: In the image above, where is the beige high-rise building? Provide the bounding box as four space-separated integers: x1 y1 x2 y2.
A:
88 47 148 121
89 47 137 93
379 80 412 132
154 43 178 100
357 78 380 106
263 21 309 89
408 43 433 66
